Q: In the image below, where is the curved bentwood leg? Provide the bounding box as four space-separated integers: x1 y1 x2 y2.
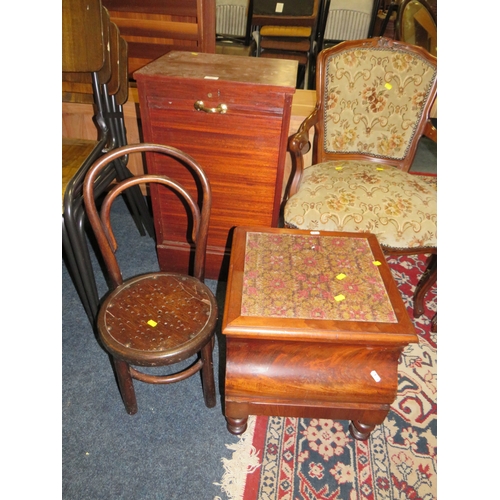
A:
113 358 138 415
200 341 217 408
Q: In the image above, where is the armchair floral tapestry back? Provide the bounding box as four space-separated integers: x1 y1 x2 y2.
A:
323 44 436 161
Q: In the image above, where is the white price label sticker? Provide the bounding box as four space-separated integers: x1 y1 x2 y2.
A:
275 3 284 13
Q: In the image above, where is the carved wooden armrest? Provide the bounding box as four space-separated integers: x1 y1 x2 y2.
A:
287 106 319 198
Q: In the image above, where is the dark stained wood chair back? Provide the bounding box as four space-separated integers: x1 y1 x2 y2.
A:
62 12 118 104
63 0 106 73
251 0 321 88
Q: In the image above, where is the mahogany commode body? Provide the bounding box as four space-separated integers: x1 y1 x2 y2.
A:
222 226 418 440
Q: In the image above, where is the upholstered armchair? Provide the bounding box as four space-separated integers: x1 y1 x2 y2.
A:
283 37 437 327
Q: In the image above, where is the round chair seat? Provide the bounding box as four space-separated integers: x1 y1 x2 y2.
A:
98 272 218 365
284 161 437 250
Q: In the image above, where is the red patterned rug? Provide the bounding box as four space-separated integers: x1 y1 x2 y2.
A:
216 253 437 500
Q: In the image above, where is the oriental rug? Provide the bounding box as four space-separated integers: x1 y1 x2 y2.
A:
216 253 437 500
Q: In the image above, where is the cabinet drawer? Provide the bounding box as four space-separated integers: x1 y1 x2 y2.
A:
144 82 291 117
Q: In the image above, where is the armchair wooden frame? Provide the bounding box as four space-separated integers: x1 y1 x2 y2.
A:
287 41 436 189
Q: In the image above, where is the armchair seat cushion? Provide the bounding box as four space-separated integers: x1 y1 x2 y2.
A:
284 161 436 250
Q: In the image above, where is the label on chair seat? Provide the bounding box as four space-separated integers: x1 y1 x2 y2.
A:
275 3 284 13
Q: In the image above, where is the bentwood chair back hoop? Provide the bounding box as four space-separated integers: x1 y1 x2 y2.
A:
283 37 437 324
83 143 218 415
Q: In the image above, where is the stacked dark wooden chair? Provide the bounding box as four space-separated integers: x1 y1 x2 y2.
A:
83 144 218 414
252 0 321 88
62 0 153 324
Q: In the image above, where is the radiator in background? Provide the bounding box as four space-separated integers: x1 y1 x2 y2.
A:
216 1 249 37
324 9 373 41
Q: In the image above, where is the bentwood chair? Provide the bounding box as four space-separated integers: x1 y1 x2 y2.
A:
283 37 437 325
83 144 218 414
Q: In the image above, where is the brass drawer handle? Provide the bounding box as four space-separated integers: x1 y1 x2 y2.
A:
194 100 228 114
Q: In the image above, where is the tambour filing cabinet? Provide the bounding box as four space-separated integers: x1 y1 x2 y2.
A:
134 51 298 279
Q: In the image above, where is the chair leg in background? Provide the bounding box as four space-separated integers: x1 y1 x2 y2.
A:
64 204 101 323
200 341 216 408
63 217 95 323
413 253 437 318
430 313 437 333
113 358 138 415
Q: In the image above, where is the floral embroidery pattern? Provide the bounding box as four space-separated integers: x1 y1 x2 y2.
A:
285 164 437 249
324 47 436 159
241 232 396 322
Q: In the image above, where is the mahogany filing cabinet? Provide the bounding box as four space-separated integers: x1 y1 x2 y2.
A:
134 51 298 279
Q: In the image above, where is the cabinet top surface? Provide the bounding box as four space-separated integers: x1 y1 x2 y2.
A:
133 51 298 90
241 231 396 323
223 227 417 343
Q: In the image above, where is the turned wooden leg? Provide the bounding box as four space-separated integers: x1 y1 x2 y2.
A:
200 340 217 408
113 358 138 415
414 254 437 318
349 420 376 440
431 313 437 333
226 416 248 435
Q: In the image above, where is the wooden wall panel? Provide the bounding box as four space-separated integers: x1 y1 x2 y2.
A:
102 0 216 77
